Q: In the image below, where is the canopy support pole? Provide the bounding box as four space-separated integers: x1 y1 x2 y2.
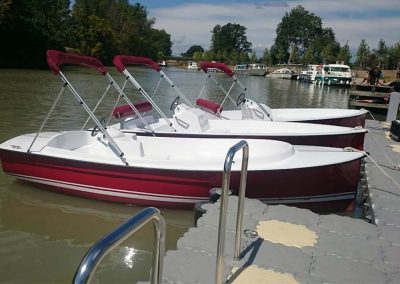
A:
27 83 66 153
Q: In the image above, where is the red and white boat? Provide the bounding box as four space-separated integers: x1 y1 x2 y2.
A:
0 50 366 212
199 61 368 127
111 55 367 150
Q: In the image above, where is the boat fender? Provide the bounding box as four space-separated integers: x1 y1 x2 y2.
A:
193 201 210 227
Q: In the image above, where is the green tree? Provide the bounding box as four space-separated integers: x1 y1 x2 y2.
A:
250 50 257 62
71 0 116 61
147 28 172 58
70 0 171 63
210 23 251 58
272 5 339 64
182 45 204 58
192 51 203 61
302 46 316 64
238 50 248 64
203 50 214 61
228 49 239 65
356 39 370 69
321 44 337 64
0 0 13 24
388 41 400 70
374 39 388 69
0 0 70 68
271 44 286 64
262 48 271 66
337 41 352 64
288 44 300 63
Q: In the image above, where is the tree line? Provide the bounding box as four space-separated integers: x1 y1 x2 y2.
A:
0 0 172 68
1 2 399 70
184 5 400 70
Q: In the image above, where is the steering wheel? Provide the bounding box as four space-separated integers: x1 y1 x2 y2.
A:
91 117 107 137
236 93 246 107
170 96 180 111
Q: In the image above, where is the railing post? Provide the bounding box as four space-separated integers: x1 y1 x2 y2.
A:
73 207 165 284
386 92 400 123
215 140 249 284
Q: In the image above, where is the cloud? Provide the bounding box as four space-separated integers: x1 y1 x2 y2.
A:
151 3 286 54
148 0 400 55
255 1 289 9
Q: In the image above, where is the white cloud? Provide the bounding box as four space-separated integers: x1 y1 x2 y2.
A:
148 0 400 55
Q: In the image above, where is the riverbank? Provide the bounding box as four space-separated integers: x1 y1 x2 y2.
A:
167 60 399 82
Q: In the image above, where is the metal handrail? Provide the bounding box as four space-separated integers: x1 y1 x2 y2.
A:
73 207 166 284
215 140 249 284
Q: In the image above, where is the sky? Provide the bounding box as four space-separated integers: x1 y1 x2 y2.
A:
132 0 400 58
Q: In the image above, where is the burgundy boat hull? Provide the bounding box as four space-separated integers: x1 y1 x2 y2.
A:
293 114 366 128
0 149 362 212
130 131 366 150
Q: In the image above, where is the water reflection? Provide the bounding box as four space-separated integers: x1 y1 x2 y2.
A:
0 67 354 282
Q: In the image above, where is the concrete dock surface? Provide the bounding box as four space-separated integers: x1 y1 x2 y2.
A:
159 119 400 283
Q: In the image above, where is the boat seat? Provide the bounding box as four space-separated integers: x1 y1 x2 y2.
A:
113 101 153 129
173 103 210 132
241 99 273 121
47 131 94 150
113 101 152 119
196 98 222 116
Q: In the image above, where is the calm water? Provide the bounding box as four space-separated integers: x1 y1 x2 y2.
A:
0 67 352 283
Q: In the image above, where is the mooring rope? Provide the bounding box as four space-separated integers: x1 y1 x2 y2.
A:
364 109 399 169
346 147 400 191
365 152 400 190
367 130 398 169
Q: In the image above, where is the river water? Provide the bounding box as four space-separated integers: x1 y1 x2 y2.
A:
0 67 352 283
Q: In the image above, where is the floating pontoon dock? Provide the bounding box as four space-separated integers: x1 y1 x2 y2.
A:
159 119 400 283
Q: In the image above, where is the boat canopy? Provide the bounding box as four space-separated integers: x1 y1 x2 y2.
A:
47 50 107 75
113 55 161 73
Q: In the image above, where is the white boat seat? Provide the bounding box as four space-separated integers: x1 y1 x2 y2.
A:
47 131 94 150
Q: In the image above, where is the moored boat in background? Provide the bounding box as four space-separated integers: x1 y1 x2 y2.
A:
298 64 319 83
233 64 248 75
248 63 267 76
187 61 198 71
268 67 294 79
314 64 352 86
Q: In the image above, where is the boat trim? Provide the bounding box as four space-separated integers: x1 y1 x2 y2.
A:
9 173 206 203
8 172 357 205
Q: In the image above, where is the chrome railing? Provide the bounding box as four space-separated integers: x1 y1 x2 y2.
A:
215 140 249 283
73 207 166 284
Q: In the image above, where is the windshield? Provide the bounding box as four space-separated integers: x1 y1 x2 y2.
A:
330 67 350 72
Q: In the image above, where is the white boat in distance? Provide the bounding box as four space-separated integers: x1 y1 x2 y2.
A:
110 56 367 150
0 50 366 212
233 64 248 75
187 61 198 71
268 67 294 79
298 64 319 83
199 62 368 127
314 64 352 86
248 63 267 76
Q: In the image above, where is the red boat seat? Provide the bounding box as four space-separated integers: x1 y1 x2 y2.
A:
113 101 152 119
196 98 222 115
